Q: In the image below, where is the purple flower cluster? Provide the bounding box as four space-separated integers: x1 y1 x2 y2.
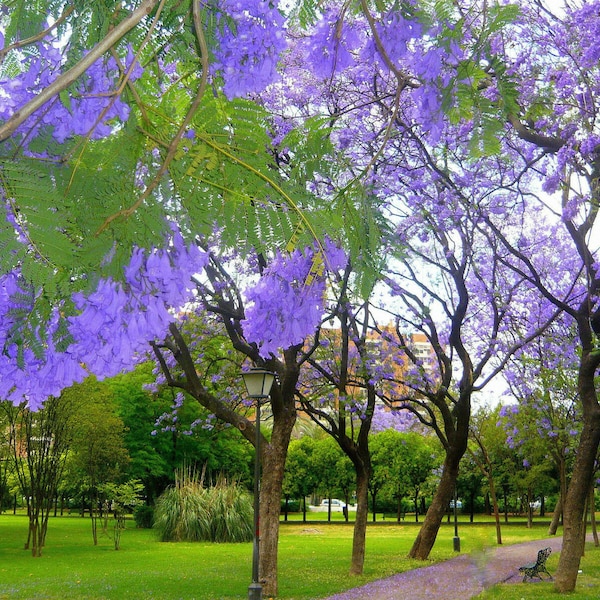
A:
212 0 287 99
0 228 207 409
304 8 362 78
0 275 88 407
370 404 417 433
152 392 185 435
565 2 600 69
363 11 424 66
0 33 142 146
68 230 207 380
242 241 346 358
273 3 460 169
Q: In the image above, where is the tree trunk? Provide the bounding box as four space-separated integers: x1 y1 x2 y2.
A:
283 495 289 522
414 494 419 523
397 495 404 523
487 473 502 545
343 493 351 522
350 463 370 575
409 454 460 559
549 494 562 535
90 495 99 546
371 490 377 523
590 484 598 547
549 456 567 535
554 348 600 593
30 517 42 557
259 409 296 598
469 492 475 523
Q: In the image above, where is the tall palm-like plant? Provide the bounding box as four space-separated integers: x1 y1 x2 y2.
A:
154 467 252 543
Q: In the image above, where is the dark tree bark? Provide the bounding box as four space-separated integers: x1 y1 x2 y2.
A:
300 294 376 577
351 459 370 574
259 397 297 594
406 286 473 560
312 388 374 577
549 494 562 536
554 327 600 591
548 454 567 536
371 489 377 523
590 484 599 547
409 445 465 559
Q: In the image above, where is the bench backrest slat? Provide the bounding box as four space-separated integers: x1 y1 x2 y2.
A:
536 547 551 566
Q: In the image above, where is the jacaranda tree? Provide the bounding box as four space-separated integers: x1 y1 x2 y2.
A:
502 320 581 534
2 0 599 594
468 3 600 590
147 239 347 595
265 3 598 591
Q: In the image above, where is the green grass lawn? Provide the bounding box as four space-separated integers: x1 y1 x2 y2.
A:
0 513 598 599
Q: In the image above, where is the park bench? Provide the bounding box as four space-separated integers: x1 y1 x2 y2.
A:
518 547 553 582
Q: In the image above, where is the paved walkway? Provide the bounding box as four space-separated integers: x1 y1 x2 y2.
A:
322 537 564 600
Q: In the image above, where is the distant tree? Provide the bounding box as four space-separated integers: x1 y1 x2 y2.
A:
455 453 484 523
299 299 379 573
502 326 580 534
2 393 76 556
97 480 144 550
369 430 398 522
371 430 440 524
334 450 357 519
67 379 130 546
108 364 172 502
283 437 319 522
469 405 507 544
312 436 347 521
498 402 557 527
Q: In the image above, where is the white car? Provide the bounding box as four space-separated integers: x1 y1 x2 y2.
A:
320 499 346 509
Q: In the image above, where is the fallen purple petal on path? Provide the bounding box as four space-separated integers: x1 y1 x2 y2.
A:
321 537 565 600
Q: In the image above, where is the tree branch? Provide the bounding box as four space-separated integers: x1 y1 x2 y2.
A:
0 0 159 142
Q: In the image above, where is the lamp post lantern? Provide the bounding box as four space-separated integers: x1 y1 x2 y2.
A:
242 368 275 600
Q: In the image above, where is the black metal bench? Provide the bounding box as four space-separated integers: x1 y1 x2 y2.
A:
518 547 553 582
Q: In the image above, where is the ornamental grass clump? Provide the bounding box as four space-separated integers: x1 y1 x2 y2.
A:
154 469 252 543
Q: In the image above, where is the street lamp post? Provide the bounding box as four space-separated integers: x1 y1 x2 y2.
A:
242 368 275 600
453 486 461 552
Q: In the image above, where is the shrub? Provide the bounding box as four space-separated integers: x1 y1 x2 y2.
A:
134 505 155 529
281 498 301 512
154 470 252 543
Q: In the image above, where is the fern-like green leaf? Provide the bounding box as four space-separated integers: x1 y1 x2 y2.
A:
291 0 321 28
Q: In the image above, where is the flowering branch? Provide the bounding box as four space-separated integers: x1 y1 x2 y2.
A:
0 0 159 142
